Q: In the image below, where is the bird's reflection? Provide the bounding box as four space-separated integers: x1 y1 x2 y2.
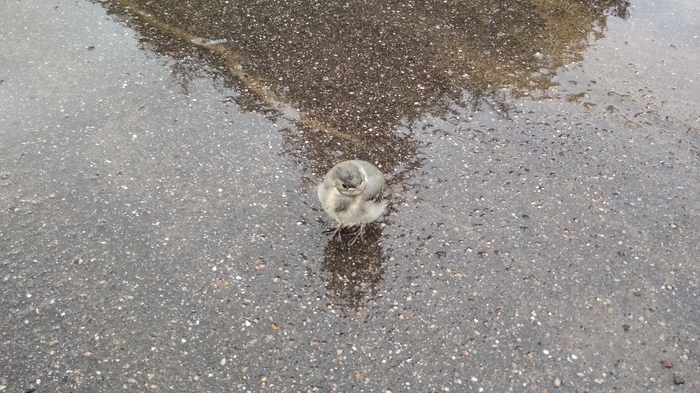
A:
321 223 386 309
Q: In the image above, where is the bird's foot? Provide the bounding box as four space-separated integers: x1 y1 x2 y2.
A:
323 225 343 241
348 223 367 246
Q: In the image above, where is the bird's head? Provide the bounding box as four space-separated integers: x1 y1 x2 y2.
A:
333 164 365 196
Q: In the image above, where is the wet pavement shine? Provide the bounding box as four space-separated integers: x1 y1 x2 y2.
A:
1 0 699 391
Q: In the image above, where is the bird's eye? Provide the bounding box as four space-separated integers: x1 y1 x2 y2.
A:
341 183 348 188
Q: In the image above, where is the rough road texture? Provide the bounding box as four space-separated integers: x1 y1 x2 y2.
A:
1 0 698 391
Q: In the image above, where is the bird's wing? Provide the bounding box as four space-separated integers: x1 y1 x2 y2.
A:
352 161 384 199
317 177 334 206
362 172 384 200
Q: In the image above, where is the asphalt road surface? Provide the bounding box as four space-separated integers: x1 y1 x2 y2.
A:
1 0 698 391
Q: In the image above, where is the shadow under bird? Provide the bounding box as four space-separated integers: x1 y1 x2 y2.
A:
317 160 388 245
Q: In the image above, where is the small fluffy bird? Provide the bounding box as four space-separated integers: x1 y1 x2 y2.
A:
317 160 388 244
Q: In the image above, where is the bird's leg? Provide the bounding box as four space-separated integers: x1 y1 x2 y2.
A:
323 224 344 241
348 223 367 246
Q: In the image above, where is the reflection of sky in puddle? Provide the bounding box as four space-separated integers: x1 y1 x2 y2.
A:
583 0 699 90
627 0 700 46
549 0 700 134
98 0 698 135
94 1 699 311
105 0 636 177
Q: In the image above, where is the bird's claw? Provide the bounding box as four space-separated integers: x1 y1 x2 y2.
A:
348 224 366 246
323 225 343 241
323 224 367 245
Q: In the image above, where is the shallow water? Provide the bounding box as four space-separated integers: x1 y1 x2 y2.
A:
1 0 698 391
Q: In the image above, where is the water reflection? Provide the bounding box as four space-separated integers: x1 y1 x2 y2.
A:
321 225 386 309
104 0 628 170
101 0 629 306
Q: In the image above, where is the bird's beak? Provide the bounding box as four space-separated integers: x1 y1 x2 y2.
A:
357 184 365 192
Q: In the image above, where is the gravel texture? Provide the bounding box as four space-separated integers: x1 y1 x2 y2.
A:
1 0 698 391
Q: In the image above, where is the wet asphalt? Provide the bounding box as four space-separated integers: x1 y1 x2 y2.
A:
1 0 699 392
